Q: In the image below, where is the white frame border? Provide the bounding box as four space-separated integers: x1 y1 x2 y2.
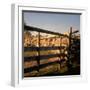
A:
11 4 87 87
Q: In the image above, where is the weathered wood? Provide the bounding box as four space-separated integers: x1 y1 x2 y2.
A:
24 46 65 51
35 32 40 72
24 53 67 62
24 60 60 73
24 25 69 38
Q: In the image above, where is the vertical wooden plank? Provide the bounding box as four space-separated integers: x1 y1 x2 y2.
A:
67 27 72 70
69 27 72 64
69 27 72 49
37 31 40 72
59 36 62 69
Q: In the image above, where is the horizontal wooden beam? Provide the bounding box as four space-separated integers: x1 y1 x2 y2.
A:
24 46 66 51
24 25 69 38
24 53 67 62
72 30 79 34
24 60 61 73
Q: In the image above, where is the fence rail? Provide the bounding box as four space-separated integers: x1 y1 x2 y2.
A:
24 60 65 73
24 53 67 61
24 46 66 51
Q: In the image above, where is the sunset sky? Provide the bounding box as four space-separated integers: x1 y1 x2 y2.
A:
23 11 80 33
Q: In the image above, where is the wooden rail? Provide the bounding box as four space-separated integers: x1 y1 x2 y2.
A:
24 53 67 61
24 46 66 51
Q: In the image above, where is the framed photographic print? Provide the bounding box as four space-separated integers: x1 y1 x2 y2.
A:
11 4 87 87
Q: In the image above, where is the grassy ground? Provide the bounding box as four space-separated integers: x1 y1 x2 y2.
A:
24 61 80 77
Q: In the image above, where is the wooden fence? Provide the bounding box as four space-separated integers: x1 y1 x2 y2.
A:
24 25 80 77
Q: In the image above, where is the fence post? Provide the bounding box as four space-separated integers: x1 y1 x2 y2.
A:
69 27 72 48
67 27 72 70
37 32 40 72
59 36 62 69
